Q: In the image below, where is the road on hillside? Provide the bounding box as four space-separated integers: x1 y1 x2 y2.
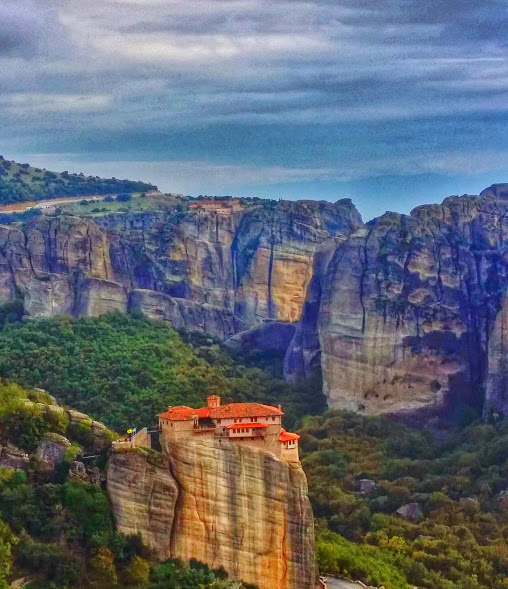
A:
0 194 109 214
0 194 107 214
0 190 163 215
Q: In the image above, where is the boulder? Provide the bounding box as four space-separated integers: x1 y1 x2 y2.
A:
396 503 423 522
358 479 376 495
35 433 71 469
69 460 89 483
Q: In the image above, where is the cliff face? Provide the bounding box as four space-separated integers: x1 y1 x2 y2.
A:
286 184 508 418
0 199 361 338
107 440 316 589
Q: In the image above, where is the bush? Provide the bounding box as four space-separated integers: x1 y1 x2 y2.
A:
63 481 112 542
116 193 132 202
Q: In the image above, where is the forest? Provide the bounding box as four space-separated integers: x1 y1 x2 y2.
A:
303 412 508 589
0 311 506 588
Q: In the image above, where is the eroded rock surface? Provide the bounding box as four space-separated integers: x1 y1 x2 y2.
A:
0 199 361 339
35 433 71 469
107 438 316 589
107 449 179 559
287 184 508 418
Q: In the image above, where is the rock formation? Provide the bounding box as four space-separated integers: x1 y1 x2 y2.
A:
286 184 508 418
0 199 362 339
35 433 71 469
107 438 316 589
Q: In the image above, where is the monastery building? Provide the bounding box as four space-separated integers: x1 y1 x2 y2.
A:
158 395 300 462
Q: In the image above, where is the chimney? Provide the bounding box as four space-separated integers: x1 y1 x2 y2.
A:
207 395 221 409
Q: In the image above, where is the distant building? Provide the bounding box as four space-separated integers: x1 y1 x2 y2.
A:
188 198 243 215
158 395 300 462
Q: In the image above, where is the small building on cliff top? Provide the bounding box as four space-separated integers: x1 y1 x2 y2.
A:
158 395 300 462
188 198 243 215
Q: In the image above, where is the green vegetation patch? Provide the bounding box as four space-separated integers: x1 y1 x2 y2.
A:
0 312 324 431
303 411 508 589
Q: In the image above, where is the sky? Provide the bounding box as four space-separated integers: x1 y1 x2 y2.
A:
1 0 507 221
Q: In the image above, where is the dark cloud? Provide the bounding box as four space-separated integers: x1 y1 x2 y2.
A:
0 1 69 58
0 0 506 215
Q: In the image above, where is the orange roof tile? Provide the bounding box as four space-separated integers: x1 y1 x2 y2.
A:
210 403 283 419
226 422 269 429
159 402 283 422
280 429 300 442
194 407 211 418
158 406 195 421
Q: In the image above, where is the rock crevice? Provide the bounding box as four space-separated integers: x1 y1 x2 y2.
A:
107 438 316 589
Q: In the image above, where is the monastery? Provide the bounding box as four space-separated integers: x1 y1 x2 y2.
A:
158 395 300 462
188 198 243 215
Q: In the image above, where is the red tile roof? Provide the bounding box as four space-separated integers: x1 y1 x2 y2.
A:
158 406 195 421
159 402 283 422
209 403 283 419
280 429 300 442
226 422 269 429
194 407 211 418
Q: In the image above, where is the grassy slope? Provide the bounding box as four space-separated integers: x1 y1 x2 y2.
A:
57 192 186 217
0 156 156 204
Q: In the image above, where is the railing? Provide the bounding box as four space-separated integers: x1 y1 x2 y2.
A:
112 427 149 450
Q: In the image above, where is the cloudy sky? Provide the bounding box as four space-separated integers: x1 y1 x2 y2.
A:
1 0 507 220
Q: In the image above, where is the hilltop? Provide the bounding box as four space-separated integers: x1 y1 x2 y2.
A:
0 156 156 204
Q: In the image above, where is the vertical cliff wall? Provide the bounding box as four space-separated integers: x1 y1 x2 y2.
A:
286 184 508 418
107 439 316 589
0 198 361 339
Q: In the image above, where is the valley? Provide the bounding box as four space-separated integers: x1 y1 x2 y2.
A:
0 159 506 588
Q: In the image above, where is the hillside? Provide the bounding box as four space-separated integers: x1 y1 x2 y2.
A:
0 312 325 430
304 411 508 589
0 156 156 204
1 176 508 425
0 312 507 587
0 379 258 589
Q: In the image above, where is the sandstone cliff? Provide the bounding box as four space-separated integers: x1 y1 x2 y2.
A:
0 199 361 339
107 439 316 589
286 184 508 418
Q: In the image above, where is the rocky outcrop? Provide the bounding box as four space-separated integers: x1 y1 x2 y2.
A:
396 503 423 522
107 438 316 589
35 433 71 469
284 237 347 382
0 444 29 470
485 290 508 417
0 198 361 339
128 289 241 339
287 184 508 418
